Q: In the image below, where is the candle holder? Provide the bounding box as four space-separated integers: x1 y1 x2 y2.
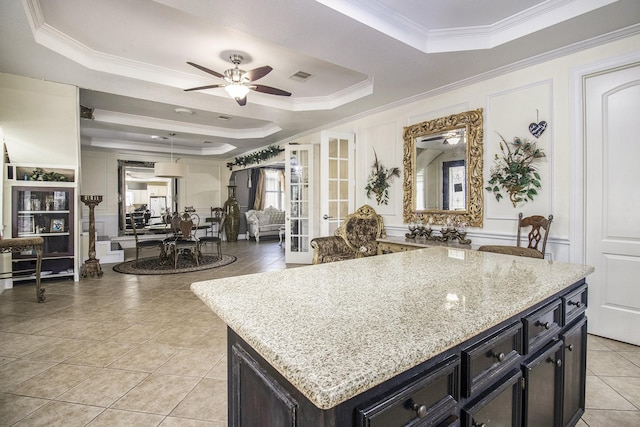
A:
80 195 104 278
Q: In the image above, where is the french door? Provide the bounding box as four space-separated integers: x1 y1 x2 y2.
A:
285 144 315 264
320 131 355 236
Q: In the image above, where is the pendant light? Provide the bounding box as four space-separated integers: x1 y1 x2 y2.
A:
154 133 187 178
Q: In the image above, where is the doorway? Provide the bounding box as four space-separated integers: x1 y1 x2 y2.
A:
580 60 640 345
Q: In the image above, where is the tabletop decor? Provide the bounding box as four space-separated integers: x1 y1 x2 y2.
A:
405 216 471 244
485 134 545 207
365 149 400 205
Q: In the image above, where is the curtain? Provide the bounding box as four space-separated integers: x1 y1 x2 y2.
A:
248 168 260 210
253 169 266 210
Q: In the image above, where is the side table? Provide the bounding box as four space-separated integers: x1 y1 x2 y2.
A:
0 237 45 303
278 226 285 246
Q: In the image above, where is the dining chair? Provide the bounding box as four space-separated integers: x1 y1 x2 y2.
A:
130 218 164 266
478 213 554 259
199 209 226 259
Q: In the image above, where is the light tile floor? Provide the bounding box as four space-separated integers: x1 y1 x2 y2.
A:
0 240 639 426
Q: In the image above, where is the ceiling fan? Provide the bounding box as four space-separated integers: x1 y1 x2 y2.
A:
184 54 291 106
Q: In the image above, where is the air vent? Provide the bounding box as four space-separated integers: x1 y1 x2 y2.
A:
289 70 313 81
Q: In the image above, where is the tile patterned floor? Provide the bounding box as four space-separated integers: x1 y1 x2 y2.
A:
1 240 639 426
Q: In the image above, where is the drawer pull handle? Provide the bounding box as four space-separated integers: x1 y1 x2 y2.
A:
412 403 428 419
493 352 506 362
548 357 562 367
568 300 582 307
567 344 574 352
537 321 551 330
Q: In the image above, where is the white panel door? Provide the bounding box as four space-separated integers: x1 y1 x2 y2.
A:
320 131 355 236
285 144 314 264
584 62 640 345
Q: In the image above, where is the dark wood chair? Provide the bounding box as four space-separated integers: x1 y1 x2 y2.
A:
199 207 226 259
130 218 164 266
478 213 554 259
167 213 201 268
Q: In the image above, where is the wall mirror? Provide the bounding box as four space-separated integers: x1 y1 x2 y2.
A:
403 108 484 227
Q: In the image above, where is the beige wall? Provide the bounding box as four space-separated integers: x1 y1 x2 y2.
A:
80 149 229 237
284 33 640 262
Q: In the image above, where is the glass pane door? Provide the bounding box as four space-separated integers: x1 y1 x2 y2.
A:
321 132 354 236
285 145 314 264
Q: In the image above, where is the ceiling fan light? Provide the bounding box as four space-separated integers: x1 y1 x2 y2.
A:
154 161 187 178
448 137 461 145
225 83 250 100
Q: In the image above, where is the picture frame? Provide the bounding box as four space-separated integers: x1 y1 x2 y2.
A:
18 215 35 234
50 218 65 233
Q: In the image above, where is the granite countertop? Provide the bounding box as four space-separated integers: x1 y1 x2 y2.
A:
191 247 594 410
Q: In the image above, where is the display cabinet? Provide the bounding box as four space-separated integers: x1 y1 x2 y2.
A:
11 186 75 281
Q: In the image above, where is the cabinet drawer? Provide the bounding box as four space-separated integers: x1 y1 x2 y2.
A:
461 321 522 398
358 356 459 427
522 299 562 354
562 284 587 324
462 369 522 427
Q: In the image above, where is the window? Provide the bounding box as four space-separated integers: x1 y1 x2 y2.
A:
263 169 284 210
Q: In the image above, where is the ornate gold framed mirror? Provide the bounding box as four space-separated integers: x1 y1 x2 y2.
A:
403 108 484 227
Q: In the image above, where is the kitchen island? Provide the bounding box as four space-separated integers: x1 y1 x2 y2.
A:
191 247 594 426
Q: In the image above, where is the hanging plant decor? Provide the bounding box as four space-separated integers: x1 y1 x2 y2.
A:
365 149 400 205
227 145 284 169
485 134 545 207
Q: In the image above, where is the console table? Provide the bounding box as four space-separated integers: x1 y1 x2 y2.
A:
192 247 593 426
0 237 45 303
377 235 472 254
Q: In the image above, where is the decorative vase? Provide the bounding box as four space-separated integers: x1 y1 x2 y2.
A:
224 185 240 242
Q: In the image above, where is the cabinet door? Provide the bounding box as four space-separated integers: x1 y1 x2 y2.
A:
462 369 522 426
358 356 459 427
561 318 587 426
230 343 298 427
522 340 563 427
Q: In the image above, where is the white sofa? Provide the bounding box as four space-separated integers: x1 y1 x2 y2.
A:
245 206 285 242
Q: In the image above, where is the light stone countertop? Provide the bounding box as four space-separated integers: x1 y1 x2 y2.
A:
191 247 594 410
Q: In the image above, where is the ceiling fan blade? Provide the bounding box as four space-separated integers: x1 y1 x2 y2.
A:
245 66 272 82
235 96 247 106
251 84 291 97
183 84 224 92
186 61 225 79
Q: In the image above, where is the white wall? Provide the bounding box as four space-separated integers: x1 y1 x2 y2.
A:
80 149 229 237
0 73 81 285
283 33 640 262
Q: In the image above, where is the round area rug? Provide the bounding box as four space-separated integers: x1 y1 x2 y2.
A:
113 254 236 275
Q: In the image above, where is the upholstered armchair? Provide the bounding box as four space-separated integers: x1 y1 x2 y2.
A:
310 205 386 264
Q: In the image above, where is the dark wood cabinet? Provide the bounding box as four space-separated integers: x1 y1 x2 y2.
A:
522 340 563 426
561 318 587 426
462 370 522 426
227 280 587 427
358 356 459 427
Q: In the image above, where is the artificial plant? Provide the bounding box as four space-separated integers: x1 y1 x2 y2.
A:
485 134 545 207
365 149 400 205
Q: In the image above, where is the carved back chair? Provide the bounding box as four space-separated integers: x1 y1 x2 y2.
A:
310 205 386 264
130 217 164 266
199 208 227 259
479 213 554 259
167 212 201 268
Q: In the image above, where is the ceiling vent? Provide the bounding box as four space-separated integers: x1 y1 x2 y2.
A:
289 70 313 82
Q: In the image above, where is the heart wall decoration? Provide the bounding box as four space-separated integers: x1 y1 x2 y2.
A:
529 121 547 138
